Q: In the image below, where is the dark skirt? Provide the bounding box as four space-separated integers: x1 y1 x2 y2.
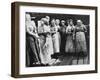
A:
60 33 66 53
26 33 41 67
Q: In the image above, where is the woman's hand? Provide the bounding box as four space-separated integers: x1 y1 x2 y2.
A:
73 34 75 40
35 34 39 38
43 42 48 49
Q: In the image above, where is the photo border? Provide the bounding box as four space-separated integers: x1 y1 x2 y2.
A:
11 2 98 78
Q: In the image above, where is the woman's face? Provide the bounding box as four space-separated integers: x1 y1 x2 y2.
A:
46 16 50 22
77 22 82 26
25 14 31 21
51 19 55 26
61 22 65 26
56 19 60 25
69 21 73 26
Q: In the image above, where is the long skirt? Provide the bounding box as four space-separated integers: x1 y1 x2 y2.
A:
60 33 66 53
65 34 75 53
75 32 87 53
52 32 60 53
39 35 54 65
26 35 41 66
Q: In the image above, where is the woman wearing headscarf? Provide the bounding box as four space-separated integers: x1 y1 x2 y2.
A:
26 14 41 67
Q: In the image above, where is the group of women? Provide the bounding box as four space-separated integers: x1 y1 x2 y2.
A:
26 14 88 67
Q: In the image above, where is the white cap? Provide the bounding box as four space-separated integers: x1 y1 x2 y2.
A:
77 20 82 23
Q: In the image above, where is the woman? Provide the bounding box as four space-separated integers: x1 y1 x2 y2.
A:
65 19 75 55
59 20 67 54
75 20 87 56
26 14 41 67
38 18 54 65
55 19 61 52
51 19 60 54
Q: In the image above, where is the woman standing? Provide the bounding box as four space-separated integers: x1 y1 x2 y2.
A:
26 14 41 67
75 20 87 56
38 18 54 65
51 19 60 54
65 19 75 54
60 20 67 54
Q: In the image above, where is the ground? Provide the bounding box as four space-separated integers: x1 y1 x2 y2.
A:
51 53 89 66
